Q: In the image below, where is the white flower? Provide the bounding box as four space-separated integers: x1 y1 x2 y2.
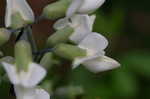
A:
67 0 105 17
5 0 34 27
54 14 96 44
14 85 50 99
73 33 120 73
2 62 46 88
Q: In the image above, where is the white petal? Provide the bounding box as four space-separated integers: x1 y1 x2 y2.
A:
69 15 92 43
35 88 50 99
72 33 108 68
72 51 105 69
78 32 108 54
83 56 120 73
78 0 105 13
14 86 50 99
89 15 96 31
5 0 34 27
21 63 46 87
14 85 36 99
2 62 20 85
53 18 70 30
69 27 91 44
66 0 83 17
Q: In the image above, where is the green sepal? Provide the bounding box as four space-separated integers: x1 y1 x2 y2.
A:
54 43 86 60
42 0 71 20
0 28 11 46
15 40 33 71
47 26 74 47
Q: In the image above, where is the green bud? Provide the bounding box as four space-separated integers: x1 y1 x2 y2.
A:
11 12 33 29
42 0 71 20
15 40 32 71
47 26 74 47
0 28 11 46
40 52 53 69
54 43 86 60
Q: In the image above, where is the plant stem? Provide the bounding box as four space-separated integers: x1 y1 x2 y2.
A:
26 26 38 57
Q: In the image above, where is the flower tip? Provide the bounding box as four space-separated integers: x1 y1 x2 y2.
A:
83 56 121 73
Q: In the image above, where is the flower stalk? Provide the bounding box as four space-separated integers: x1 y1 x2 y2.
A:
0 0 121 99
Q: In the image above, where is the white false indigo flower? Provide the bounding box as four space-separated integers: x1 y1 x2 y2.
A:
73 33 120 73
54 14 96 44
1 40 50 99
1 40 46 87
5 0 35 29
2 62 46 88
67 0 105 17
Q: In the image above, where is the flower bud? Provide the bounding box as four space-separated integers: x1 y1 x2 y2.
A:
0 28 11 46
47 26 74 47
15 40 32 71
40 52 53 69
54 43 86 60
42 0 71 20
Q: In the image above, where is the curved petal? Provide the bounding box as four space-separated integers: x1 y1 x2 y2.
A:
72 51 105 69
35 88 50 99
78 0 105 13
14 85 36 99
5 0 34 27
72 33 108 68
14 86 50 99
2 62 20 85
78 32 108 54
5 0 12 27
69 28 91 44
69 15 93 43
66 0 83 17
83 56 120 73
21 63 46 87
53 18 70 30
89 15 96 31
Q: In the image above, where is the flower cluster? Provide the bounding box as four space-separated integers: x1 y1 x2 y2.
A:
0 0 120 99
51 0 120 73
